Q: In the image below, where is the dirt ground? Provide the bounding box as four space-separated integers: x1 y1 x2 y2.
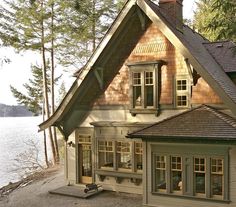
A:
0 167 143 207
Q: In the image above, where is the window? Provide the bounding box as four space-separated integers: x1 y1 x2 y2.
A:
98 141 114 168
194 158 206 195
171 156 182 192
117 142 132 170
97 140 143 173
133 72 142 107
153 152 227 201
132 70 155 109
155 155 166 191
127 61 167 113
145 71 154 107
135 142 143 171
176 78 189 107
211 158 223 197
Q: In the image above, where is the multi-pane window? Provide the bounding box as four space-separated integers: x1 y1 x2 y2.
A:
171 156 182 192
98 141 114 168
135 142 143 170
145 72 154 107
133 72 142 107
131 69 155 109
177 80 187 91
78 135 91 144
176 78 189 107
194 158 206 194
117 142 132 170
153 153 226 201
177 95 187 107
211 158 223 197
155 155 166 191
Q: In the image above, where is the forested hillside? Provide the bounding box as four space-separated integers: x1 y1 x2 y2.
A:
0 103 33 117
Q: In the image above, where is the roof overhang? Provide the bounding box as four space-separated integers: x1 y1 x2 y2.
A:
39 0 236 136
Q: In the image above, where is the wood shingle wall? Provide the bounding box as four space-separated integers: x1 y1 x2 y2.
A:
94 23 222 107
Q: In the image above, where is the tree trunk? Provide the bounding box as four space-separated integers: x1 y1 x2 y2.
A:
92 0 96 51
42 102 49 168
40 0 56 165
50 1 59 164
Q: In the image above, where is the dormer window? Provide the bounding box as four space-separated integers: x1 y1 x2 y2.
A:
127 61 166 115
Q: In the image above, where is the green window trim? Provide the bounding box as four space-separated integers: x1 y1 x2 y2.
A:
127 60 166 115
151 145 229 202
97 140 143 174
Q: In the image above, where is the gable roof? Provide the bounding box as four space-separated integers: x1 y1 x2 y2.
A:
39 0 236 136
127 105 236 141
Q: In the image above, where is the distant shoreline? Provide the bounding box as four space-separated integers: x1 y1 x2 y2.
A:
0 103 33 117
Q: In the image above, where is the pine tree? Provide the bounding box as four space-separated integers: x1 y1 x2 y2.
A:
10 63 48 116
193 0 236 42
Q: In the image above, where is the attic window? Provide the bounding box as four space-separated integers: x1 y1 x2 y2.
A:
127 61 166 115
175 76 190 108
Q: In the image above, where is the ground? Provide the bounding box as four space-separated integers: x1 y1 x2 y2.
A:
0 167 142 207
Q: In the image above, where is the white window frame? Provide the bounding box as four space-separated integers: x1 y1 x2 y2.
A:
175 76 190 108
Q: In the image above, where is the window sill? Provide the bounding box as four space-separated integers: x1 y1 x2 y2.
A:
130 108 159 116
151 192 230 204
95 169 142 185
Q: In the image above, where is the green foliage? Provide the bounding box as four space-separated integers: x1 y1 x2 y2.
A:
0 0 125 70
10 63 50 116
194 0 236 42
56 81 67 106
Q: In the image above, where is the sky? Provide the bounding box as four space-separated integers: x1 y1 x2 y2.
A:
0 0 198 106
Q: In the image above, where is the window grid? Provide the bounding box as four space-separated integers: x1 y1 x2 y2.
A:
211 158 223 174
145 71 153 85
156 155 166 170
117 142 131 153
130 66 157 111
78 135 91 144
98 141 113 152
177 80 187 91
177 95 187 106
171 156 182 171
133 72 141 86
135 142 143 154
153 154 226 200
194 158 205 172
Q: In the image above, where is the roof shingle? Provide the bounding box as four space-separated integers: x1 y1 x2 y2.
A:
204 41 236 73
127 105 236 140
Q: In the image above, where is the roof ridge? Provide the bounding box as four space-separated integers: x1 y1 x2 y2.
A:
204 105 236 128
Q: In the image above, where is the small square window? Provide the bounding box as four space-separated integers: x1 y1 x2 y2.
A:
177 95 187 106
177 80 187 91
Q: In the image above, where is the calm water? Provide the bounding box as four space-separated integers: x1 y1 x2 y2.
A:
0 116 45 188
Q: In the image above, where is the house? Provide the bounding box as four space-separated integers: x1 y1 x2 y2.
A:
39 0 236 206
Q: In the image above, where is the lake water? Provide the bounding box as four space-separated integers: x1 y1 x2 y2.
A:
0 116 45 188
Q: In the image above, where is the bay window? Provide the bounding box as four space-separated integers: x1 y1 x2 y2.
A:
127 61 166 114
131 69 155 109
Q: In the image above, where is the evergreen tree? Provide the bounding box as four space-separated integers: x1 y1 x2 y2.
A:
10 63 49 116
194 0 236 42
